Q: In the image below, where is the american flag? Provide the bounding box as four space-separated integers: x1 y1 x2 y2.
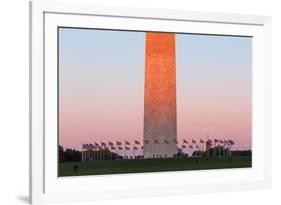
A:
228 140 235 145
135 140 140 145
207 139 213 147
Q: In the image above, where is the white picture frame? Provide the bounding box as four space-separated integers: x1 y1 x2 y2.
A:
30 1 272 204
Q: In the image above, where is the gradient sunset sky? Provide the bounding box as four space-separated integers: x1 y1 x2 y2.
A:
59 28 252 151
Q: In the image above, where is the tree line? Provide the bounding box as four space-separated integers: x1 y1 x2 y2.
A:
59 146 81 162
59 145 251 162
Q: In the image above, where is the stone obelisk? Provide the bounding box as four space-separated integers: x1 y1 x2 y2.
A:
143 32 177 158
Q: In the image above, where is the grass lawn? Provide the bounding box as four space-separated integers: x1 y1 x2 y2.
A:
59 156 251 177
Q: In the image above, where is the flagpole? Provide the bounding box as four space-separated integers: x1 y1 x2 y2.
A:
105 147 110 160
101 145 103 160
152 140 155 158
100 143 102 160
124 140 126 160
81 145 84 161
115 145 118 160
218 142 220 158
133 146 135 159
214 140 216 157
101 147 103 160
100 146 102 160
223 141 225 157
90 144 92 160
201 141 203 157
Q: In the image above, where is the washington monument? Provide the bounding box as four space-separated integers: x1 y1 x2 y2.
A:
143 32 178 158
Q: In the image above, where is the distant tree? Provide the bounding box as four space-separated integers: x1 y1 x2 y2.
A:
231 150 252 156
64 148 81 162
58 145 64 162
173 149 188 158
192 150 203 157
192 146 252 158
59 146 81 162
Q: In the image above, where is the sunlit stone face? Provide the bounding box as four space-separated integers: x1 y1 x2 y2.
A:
143 32 178 158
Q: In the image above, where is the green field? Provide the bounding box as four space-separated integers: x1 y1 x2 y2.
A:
59 156 251 177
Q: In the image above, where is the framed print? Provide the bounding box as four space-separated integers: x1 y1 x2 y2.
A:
30 1 271 204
